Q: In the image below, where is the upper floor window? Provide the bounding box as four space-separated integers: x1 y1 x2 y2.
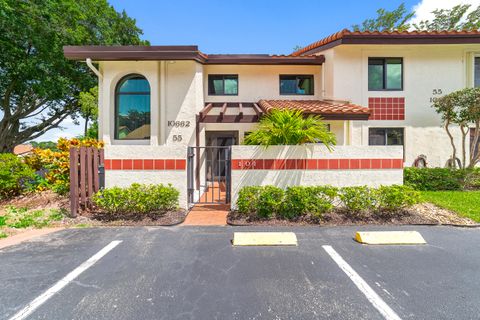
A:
115 74 151 140
208 75 238 95
474 57 480 87
369 128 404 146
368 58 403 91
280 75 314 95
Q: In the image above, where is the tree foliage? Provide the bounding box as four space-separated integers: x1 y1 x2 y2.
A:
352 3 480 32
432 88 480 169
243 109 336 147
0 0 147 152
352 3 413 32
79 86 99 138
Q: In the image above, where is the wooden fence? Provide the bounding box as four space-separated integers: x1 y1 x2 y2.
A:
69 147 104 217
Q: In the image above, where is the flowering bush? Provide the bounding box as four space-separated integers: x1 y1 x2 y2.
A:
25 138 103 195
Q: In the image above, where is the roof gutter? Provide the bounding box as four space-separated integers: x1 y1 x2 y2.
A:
86 58 102 79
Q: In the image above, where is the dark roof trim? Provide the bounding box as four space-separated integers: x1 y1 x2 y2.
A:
294 30 480 56
64 46 324 65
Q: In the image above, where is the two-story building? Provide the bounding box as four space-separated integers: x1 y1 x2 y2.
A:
64 30 480 208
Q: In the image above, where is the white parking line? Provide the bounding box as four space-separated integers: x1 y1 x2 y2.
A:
322 245 402 320
9 240 122 320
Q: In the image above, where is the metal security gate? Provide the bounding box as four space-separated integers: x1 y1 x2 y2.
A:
187 146 231 205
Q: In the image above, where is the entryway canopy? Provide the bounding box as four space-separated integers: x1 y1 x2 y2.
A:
198 99 370 123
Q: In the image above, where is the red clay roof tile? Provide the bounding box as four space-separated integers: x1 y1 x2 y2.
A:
258 99 370 117
291 29 480 56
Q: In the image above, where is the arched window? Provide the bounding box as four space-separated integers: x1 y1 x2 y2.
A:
115 74 151 140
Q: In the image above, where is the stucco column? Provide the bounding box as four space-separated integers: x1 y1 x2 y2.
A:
159 61 167 145
149 62 160 146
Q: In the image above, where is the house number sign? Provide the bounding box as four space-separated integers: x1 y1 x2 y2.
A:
237 160 257 168
168 120 190 142
429 88 443 103
167 120 191 127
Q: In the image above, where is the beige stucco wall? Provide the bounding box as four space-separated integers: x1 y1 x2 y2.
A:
104 145 188 209
230 145 403 207
99 60 203 147
203 65 322 102
321 44 480 167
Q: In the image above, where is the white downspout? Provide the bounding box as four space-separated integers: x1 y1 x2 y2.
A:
86 58 103 80
85 58 104 142
321 64 325 98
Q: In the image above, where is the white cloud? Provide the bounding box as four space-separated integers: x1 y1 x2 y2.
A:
409 0 480 25
32 117 85 142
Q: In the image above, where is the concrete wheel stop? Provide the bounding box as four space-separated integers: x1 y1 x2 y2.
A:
355 231 427 245
232 232 298 246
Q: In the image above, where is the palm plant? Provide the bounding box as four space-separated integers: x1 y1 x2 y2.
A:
243 109 336 148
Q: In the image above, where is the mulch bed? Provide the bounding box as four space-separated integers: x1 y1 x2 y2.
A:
227 203 478 227
72 209 188 227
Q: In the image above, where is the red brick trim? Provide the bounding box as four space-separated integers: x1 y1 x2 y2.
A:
104 159 186 170
369 97 405 120
231 158 403 170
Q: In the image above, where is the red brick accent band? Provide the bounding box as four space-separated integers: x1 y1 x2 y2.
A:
104 159 186 170
369 97 405 120
231 158 403 170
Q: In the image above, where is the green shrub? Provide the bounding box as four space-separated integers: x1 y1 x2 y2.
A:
464 169 480 190
280 186 337 220
404 167 466 191
256 186 284 219
376 185 420 211
92 183 179 215
235 184 420 220
0 153 36 199
237 186 262 215
339 186 377 214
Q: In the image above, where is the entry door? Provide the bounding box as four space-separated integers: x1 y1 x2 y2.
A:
206 132 237 181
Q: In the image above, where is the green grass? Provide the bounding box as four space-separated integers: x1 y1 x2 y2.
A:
0 231 7 239
2 206 65 229
74 223 92 228
420 191 480 222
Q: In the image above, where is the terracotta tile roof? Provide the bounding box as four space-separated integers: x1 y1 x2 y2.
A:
291 29 480 56
258 99 370 120
13 144 33 156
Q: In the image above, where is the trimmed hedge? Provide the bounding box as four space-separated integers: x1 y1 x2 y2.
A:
236 185 419 220
404 167 480 191
93 183 179 215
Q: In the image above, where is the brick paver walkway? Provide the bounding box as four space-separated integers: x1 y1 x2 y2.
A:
183 182 229 226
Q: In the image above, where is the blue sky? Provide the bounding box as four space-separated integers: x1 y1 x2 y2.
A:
109 0 418 55
37 0 476 141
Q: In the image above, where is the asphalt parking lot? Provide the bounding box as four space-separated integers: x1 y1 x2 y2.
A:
1 225 480 320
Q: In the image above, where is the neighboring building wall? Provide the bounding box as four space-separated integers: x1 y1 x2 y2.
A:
322 44 480 167
230 145 403 207
104 145 188 209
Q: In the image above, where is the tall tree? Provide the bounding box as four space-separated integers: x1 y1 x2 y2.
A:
0 0 148 152
352 3 480 32
351 3 413 32
79 86 98 138
414 4 480 31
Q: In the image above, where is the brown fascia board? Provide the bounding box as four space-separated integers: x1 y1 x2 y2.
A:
205 54 324 65
301 34 480 55
63 46 324 65
63 46 207 62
